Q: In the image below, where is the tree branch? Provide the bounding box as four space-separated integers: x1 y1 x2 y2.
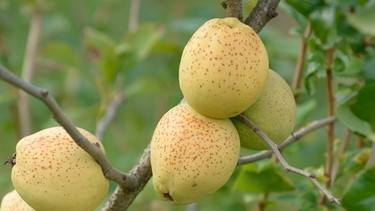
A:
0 64 138 190
235 114 341 205
221 0 243 21
95 91 126 141
103 145 152 210
244 0 281 33
237 116 337 165
292 22 311 101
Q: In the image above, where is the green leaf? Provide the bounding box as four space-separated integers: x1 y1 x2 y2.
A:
309 6 338 49
125 77 164 98
336 104 375 142
336 149 370 179
117 24 164 70
233 161 295 193
284 0 325 17
347 4 375 36
350 80 375 132
296 99 317 127
280 1 308 30
304 53 324 94
342 166 375 210
83 27 118 83
40 41 77 67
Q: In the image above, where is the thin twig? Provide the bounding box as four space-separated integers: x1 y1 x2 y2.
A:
235 114 341 205
244 0 281 33
292 22 311 101
18 6 42 137
128 0 141 31
324 48 335 187
95 91 126 140
0 64 138 189
221 0 243 21
331 129 351 184
237 116 336 165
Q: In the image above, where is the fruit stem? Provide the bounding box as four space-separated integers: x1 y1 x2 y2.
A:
221 0 243 21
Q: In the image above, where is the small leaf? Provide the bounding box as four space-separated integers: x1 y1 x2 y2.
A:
342 166 375 210
233 161 294 193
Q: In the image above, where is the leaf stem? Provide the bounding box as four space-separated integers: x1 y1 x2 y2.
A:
292 22 311 101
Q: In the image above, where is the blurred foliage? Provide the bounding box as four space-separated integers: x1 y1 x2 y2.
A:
0 0 375 210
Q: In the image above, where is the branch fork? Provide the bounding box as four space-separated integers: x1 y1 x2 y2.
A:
235 114 341 205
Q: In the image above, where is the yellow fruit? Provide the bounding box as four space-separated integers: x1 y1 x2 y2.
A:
150 103 240 204
179 17 269 118
11 127 110 211
0 189 34 211
232 69 296 150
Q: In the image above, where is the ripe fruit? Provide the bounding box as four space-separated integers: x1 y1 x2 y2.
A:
179 17 269 119
11 127 110 211
150 103 240 204
232 69 296 150
0 189 34 211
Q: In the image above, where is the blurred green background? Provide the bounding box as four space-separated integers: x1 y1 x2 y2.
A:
1 0 373 210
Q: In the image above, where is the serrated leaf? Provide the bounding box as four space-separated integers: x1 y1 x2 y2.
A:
347 4 375 36
342 166 375 210
233 161 295 193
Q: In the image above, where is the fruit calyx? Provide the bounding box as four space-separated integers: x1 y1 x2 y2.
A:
4 153 16 167
163 193 174 202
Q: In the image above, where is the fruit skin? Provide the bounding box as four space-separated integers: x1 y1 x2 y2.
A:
11 127 110 211
179 17 269 119
150 103 240 205
232 69 296 150
0 189 34 211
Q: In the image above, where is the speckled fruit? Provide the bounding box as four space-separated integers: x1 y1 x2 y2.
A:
0 189 34 211
179 17 269 119
232 69 296 150
11 127 109 211
150 103 240 205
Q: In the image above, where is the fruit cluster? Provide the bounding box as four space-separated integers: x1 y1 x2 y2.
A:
1 127 110 211
150 17 296 205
